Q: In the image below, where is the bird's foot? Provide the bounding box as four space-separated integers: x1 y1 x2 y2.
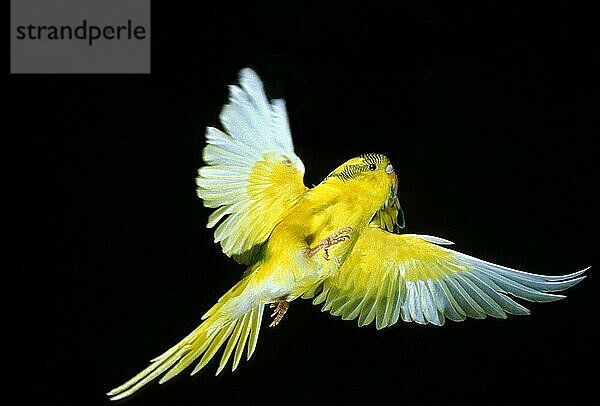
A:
269 300 289 327
305 226 353 260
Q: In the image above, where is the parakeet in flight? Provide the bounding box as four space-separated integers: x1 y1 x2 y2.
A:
107 68 588 401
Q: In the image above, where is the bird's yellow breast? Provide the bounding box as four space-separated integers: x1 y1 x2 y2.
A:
251 178 389 300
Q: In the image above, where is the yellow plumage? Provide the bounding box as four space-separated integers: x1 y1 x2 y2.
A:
107 68 588 401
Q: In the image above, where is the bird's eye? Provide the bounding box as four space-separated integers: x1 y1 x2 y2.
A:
368 163 377 171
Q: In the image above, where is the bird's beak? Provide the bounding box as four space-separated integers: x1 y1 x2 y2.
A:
386 163 398 197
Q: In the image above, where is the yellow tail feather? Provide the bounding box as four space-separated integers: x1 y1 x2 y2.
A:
107 279 264 401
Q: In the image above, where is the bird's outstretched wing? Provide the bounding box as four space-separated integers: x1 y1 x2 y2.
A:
310 226 587 328
196 68 307 263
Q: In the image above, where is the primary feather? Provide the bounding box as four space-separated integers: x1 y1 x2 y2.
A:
108 68 588 401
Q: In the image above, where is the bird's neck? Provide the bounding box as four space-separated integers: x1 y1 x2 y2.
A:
313 177 387 217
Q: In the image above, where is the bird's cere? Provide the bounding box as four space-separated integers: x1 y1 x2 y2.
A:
385 163 394 174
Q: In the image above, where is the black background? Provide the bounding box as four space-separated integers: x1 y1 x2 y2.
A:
10 1 596 405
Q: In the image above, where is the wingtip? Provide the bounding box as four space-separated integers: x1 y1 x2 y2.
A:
239 67 260 83
547 293 567 302
565 275 587 289
555 266 591 282
239 66 256 75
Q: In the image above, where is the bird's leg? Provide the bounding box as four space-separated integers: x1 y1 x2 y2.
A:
305 226 353 260
269 300 289 327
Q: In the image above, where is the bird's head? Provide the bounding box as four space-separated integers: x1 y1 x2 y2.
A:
325 153 398 203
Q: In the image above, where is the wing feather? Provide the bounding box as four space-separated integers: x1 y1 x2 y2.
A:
419 279 441 325
389 272 404 325
376 271 396 329
317 226 588 327
197 68 307 263
357 282 379 327
463 272 530 316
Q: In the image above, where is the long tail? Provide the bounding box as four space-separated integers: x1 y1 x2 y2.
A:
107 277 264 401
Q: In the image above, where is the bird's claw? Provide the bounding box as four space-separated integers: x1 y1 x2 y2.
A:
305 226 353 260
269 300 289 327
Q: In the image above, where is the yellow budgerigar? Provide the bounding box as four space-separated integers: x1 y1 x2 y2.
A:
107 68 588 400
